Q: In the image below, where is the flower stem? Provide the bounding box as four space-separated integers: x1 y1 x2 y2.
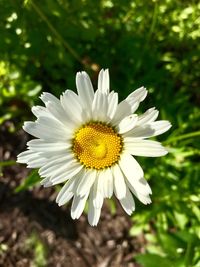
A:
0 160 17 167
30 1 86 66
164 131 200 144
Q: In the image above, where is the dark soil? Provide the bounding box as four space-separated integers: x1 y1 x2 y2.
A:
0 122 144 267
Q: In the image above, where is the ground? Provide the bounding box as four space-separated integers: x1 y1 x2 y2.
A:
0 122 144 267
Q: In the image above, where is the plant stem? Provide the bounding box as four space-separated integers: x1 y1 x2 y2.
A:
164 131 200 144
146 1 158 42
184 236 195 267
0 160 17 167
30 1 86 66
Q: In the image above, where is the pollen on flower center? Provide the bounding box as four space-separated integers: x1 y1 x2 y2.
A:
72 122 123 169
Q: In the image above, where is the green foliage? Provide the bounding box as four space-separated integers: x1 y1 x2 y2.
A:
15 170 41 192
25 232 47 267
1 0 200 266
136 254 175 267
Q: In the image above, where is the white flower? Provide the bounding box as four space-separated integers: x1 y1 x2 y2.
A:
17 69 171 226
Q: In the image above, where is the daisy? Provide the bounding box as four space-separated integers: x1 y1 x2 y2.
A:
17 69 171 226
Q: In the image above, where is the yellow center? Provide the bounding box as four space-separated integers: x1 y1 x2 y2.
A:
72 122 123 169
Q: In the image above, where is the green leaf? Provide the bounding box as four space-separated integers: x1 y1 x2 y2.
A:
158 232 185 257
15 170 41 192
26 232 47 267
174 211 188 229
0 160 16 167
135 254 174 267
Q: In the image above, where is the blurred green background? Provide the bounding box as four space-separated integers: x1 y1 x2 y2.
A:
0 0 200 266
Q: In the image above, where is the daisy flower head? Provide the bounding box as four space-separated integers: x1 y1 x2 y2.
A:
17 69 172 226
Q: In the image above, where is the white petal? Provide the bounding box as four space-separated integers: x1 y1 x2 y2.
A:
126 86 147 111
17 149 48 168
40 92 60 106
88 206 101 226
120 154 152 196
38 150 70 158
119 187 135 215
76 71 94 110
88 186 102 226
132 191 152 205
126 179 152 204
50 163 83 185
76 169 97 197
107 91 118 120
92 174 104 208
56 174 81 206
136 194 151 204
124 120 172 139
27 139 71 152
40 177 53 187
112 87 147 125
46 101 76 129
92 90 108 121
123 125 156 138
137 107 159 125
39 158 78 178
98 69 110 94
111 100 132 125
56 169 84 204
124 139 168 157
39 162 67 177
36 116 70 133
71 193 88 219
39 158 81 181
32 106 52 118
124 106 171 138
117 114 138 134
100 168 113 198
126 176 152 196
56 176 76 203
119 153 144 180
58 191 74 206
112 164 126 199
146 121 172 136
60 90 85 123
38 154 73 176
23 121 68 140
17 150 38 163
27 157 47 168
